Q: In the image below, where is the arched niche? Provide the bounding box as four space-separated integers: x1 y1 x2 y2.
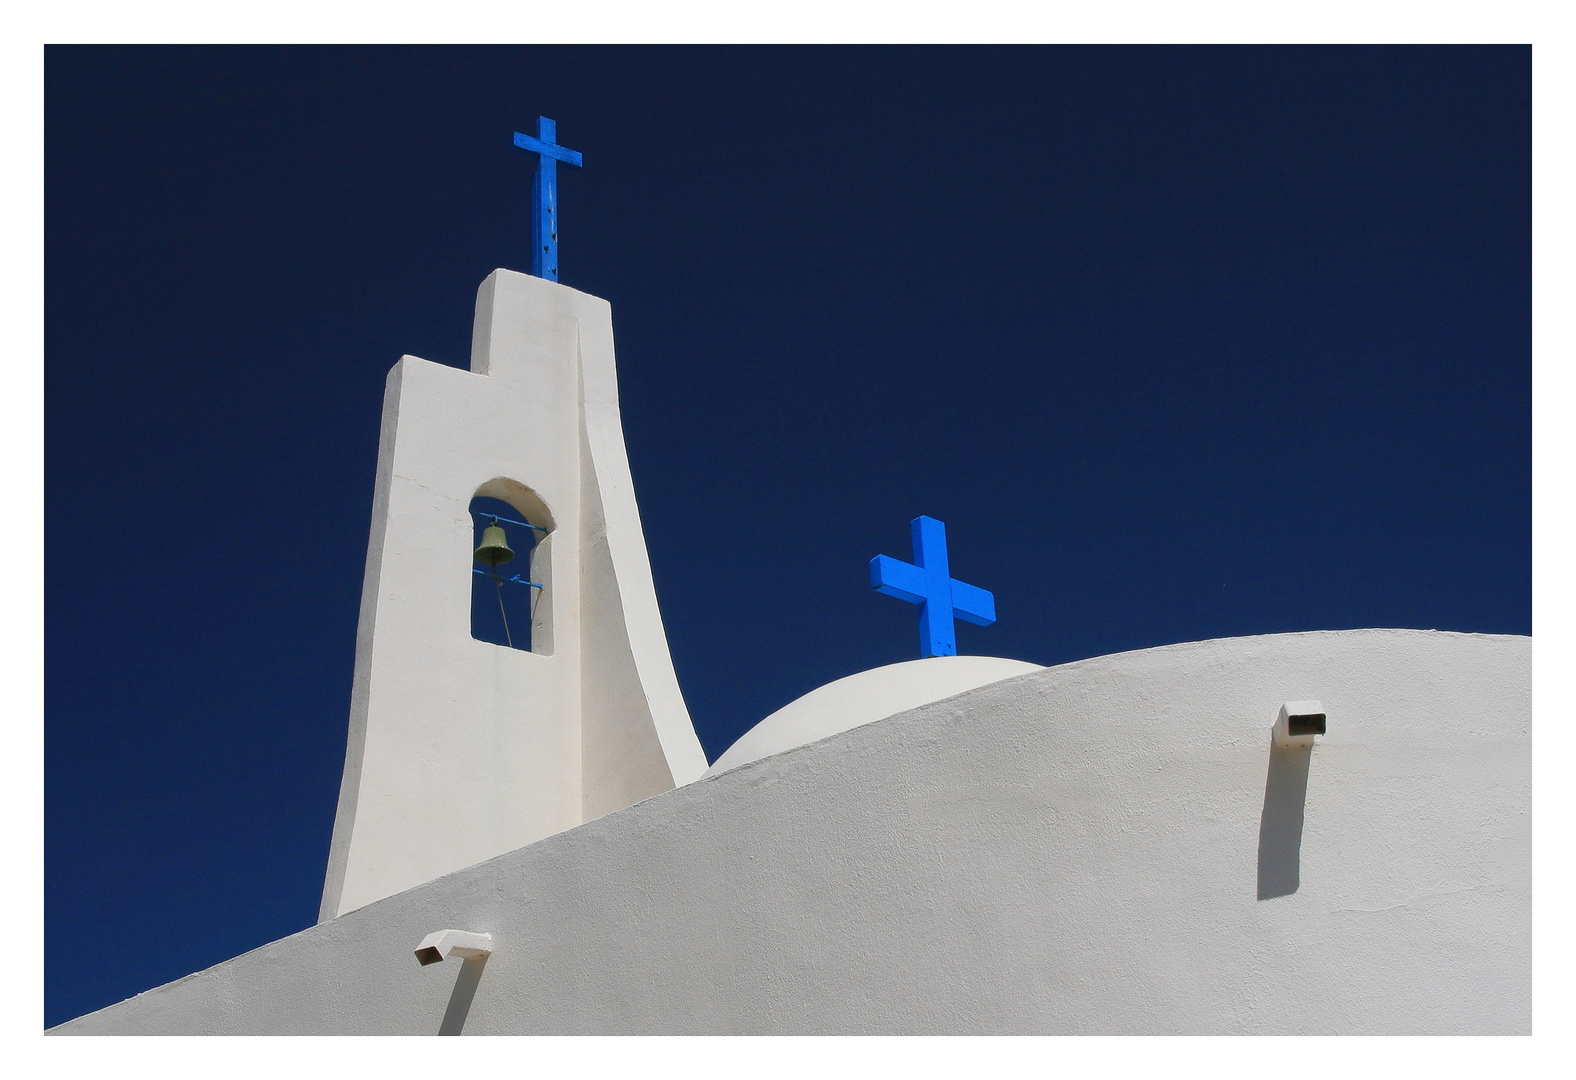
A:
469 478 555 655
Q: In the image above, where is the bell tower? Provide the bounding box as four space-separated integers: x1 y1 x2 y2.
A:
319 269 708 921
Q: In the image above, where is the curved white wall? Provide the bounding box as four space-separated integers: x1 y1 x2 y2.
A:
707 655 1043 774
55 630 1529 1035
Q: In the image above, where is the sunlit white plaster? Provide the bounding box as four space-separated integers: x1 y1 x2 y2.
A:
319 270 708 921
59 630 1529 1035
707 655 1042 775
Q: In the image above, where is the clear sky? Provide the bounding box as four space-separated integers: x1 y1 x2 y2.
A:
44 45 1530 1027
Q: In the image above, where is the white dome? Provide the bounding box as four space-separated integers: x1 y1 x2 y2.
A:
706 655 1043 775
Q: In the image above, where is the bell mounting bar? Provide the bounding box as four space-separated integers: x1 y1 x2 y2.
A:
472 569 544 589
474 512 549 533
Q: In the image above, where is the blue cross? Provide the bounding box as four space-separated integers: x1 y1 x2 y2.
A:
512 117 583 282
869 516 996 658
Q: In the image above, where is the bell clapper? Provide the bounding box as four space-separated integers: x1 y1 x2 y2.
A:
494 567 512 650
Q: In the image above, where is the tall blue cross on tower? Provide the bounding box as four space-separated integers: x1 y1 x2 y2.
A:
513 116 583 282
870 516 997 658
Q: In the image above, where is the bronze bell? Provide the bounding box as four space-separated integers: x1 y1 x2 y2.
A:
474 523 515 565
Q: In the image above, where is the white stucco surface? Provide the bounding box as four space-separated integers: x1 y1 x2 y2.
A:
55 630 1529 1035
707 655 1043 775
319 270 708 921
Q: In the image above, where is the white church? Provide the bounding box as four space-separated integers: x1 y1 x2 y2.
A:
48 262 1530 1035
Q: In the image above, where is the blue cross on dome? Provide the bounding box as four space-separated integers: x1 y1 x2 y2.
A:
513 117 583 282
870 516 997 658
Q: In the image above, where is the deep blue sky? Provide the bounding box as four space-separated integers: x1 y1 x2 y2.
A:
44 46 1530 1027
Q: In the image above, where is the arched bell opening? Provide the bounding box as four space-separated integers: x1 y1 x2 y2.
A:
469 480 554 655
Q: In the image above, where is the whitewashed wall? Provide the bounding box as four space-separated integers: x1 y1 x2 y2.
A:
54 630 1529 1035
319 270 708 922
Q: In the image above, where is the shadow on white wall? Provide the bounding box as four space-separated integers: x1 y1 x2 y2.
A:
438 956 488 1036
1257 738 1313 900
